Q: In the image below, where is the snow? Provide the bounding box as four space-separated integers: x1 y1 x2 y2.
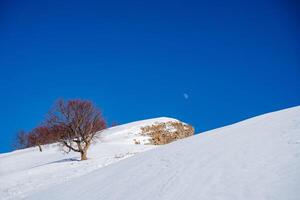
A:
2 107 300 200
0 117 177 200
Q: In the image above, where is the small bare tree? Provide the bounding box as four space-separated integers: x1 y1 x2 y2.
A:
29 125 61 152
13 130 28 150
27 130 43 152
47 99 106 160
13 129 44 152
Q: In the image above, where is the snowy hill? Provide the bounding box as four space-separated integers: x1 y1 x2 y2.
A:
0 117 178 200
2 107 300 200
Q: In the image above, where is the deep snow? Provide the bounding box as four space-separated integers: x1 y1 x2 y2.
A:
1 107 300 200
0 117 178 200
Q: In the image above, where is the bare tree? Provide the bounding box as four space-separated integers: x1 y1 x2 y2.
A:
29 125 60 152
27 129 43 152
13 126 62 152
47 99 106 160
13 130 28 149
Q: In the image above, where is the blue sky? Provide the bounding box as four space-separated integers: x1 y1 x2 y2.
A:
0 0 299 153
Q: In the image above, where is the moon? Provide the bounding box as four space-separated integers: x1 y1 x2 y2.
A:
183 93 189 100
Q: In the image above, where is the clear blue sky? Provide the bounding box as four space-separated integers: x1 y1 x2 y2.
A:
0 0 299 153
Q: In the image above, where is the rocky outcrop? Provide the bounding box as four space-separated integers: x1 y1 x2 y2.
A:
140 121 194 145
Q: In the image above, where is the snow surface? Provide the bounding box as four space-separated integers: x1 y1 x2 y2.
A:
0 117 177 200
2 107 300 200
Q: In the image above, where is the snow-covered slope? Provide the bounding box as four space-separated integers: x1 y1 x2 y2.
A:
25 106 300 200
0 117 178 200
101 117 179 144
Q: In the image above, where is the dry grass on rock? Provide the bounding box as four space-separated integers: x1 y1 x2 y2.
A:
140 121 194 145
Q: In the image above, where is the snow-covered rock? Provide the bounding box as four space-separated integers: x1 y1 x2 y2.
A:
100 117 179 145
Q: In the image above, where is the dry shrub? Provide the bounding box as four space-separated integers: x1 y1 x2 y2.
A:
140 121 194 145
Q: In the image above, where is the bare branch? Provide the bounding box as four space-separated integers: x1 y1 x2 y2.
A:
46 99 106 160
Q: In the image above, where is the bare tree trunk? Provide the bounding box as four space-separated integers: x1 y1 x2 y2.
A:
38 144 42 152
80 142 90 161
80 150 88 160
